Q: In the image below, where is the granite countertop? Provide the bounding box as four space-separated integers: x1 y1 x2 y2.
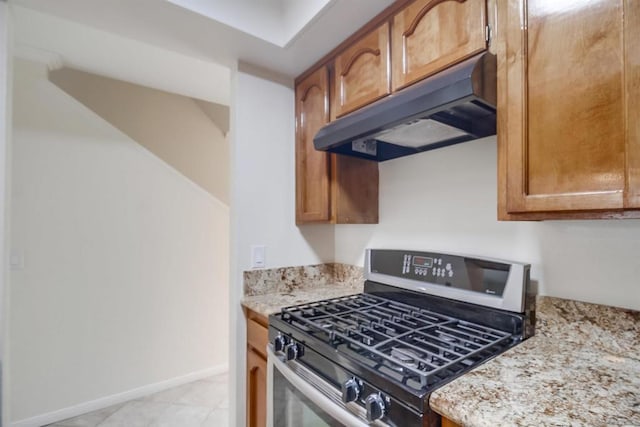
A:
240 263 364 318
241 264 640 426
242 284 363 317
430 296 640 427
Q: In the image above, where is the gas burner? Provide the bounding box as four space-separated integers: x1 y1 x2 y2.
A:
390 347 421 369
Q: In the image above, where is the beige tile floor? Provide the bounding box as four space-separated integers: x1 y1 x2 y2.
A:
46 373 229 427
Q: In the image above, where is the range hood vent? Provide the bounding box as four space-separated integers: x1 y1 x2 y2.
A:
314 53 497 162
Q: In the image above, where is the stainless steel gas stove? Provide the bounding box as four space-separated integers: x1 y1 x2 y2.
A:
267 249 535 427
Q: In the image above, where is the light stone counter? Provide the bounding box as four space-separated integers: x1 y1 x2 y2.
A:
241 266 640 426
241 284 364 317
241 263 364 318
430 296 640 427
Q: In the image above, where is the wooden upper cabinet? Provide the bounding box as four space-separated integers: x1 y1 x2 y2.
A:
626 0 640 208
331 155 379 224
295 67 380 224
498 0 639 218
295 67 331 223
392 0 488 91
333 23 391 117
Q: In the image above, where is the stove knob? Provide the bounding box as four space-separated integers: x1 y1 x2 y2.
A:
273 334 288 353
365 393 387 422
285 342 302 361
341 378 362 403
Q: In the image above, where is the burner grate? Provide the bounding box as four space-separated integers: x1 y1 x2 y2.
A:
281 294 513 391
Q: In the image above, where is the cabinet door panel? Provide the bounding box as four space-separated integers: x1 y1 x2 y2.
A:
296 68 331 223
246 317 268 359
502 0 626 214
334 23 391 117
392 0 487 91
626 0 640 208
247 349 267 427
332 155 379 224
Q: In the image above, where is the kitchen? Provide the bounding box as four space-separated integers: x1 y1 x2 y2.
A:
1 0 639 427
239 0 640 426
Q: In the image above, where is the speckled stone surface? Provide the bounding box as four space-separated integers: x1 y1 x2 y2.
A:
241 263 364 317
430 296 640 427
241 284 364 317
243 263 363 297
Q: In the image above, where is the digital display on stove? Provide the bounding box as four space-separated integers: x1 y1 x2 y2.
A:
371 250 511 297
412 256 433 268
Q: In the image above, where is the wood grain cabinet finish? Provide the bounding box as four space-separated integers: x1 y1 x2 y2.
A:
245 308 268 427
330 154 379 224
333 22 391 117
498 0 640 219
295 67 331 223
392 0 488 91
441 417 462 427
296 68 379 224
246 349 267 427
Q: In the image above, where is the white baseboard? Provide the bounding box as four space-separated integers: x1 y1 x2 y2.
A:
10 364 229 427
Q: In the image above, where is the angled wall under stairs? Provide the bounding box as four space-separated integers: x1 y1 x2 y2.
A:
49 67 230 204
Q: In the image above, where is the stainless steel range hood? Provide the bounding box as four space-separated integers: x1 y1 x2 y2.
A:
313 52 496 162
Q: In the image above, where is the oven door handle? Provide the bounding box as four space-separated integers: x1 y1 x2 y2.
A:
267 345 380 427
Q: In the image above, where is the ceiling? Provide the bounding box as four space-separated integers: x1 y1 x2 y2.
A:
10 0 395 104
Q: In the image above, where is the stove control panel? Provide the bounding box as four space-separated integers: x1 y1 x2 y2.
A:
402 253 455 279
371 249 511 297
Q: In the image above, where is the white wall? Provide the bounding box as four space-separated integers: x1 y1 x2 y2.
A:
228 64 334 427
9 59 229 424
49 66 230 204
335 137 640 311
1 2 12 425
12 5 231 105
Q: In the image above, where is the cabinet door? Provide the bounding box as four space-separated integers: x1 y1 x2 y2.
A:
392 0 487 91
334 23 391 117
331 155 379 224
246 314 268 359
295 67 331 223
625 0 640 208
499 0 627 215
246 349 267 427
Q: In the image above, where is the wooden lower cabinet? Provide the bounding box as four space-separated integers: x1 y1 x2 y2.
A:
246 348 267 427
245 308 269 427
441 416 462 427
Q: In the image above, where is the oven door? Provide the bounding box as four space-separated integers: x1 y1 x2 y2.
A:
266 346 389 427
